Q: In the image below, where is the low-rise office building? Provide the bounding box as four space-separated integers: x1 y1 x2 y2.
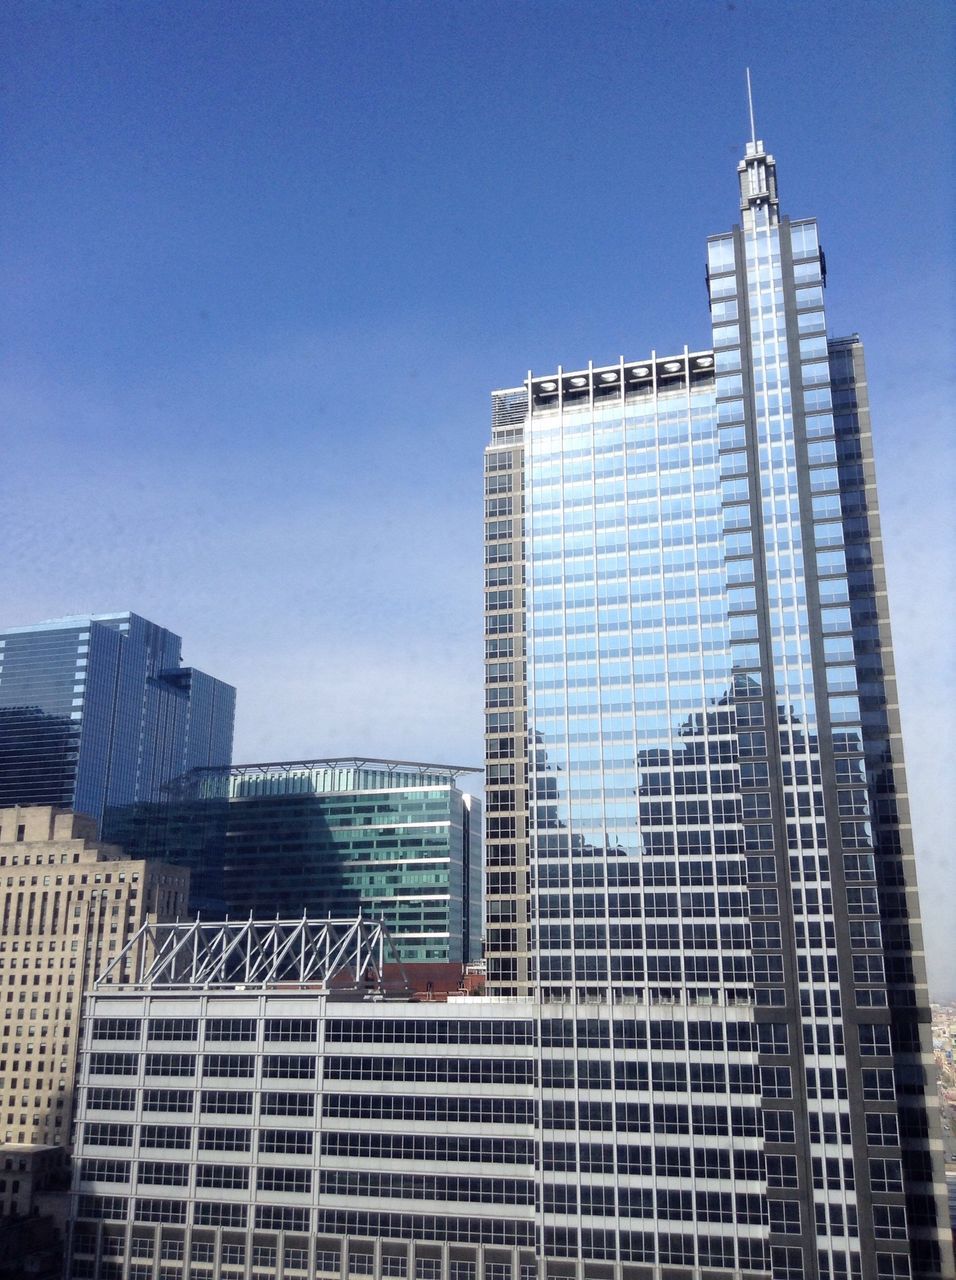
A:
67 916 767 1280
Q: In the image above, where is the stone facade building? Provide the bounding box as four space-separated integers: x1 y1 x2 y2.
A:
0 805 187 1149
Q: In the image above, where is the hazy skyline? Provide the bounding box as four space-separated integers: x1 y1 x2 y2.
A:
2 0 953 995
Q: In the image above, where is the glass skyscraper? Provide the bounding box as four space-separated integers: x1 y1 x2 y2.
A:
0 612 235 828
484 140 952 1278
105 757 482 964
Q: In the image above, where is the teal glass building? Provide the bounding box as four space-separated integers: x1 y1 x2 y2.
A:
105 758 482 964
0 612 235 829
484 140 952 1278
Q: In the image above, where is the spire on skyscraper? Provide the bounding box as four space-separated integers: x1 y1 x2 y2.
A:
746 66 757 148
738 69 779 222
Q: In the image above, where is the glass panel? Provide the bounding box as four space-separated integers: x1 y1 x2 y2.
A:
814 522 845 548
708 237 736 273
790 221 819 258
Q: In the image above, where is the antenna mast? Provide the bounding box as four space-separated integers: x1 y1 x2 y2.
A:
746 67 757 147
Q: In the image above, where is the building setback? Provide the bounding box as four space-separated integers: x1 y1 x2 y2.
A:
105 758 482 964
0 613 235 830
0 806 188 1149
483 138 951 1275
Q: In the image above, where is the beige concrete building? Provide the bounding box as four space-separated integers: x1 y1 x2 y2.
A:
0 805 188 1150
0 1142 65 1216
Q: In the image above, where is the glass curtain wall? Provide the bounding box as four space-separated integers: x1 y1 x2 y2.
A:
525 366 755 1008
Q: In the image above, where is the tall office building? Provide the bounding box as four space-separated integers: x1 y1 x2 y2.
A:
484 138 952 1276
104 757 482 964
66 133 951 1280
0 613 235 828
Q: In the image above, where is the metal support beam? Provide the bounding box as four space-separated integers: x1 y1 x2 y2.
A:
95 915 409 994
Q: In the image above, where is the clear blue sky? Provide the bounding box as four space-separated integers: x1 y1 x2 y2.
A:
2 0 954 993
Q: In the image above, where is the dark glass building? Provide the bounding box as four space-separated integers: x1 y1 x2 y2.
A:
483 139 953 1276
105 757 482 964
0 612 235 828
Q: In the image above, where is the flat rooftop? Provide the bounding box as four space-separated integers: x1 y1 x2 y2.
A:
0 611 133 636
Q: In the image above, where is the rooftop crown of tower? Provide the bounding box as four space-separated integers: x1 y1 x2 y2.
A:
737 139 779 223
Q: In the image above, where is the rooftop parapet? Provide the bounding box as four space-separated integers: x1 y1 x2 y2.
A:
163 755 481 800
491 347 715 438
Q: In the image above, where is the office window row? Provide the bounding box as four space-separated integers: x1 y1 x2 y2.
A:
321 1131 534 1166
